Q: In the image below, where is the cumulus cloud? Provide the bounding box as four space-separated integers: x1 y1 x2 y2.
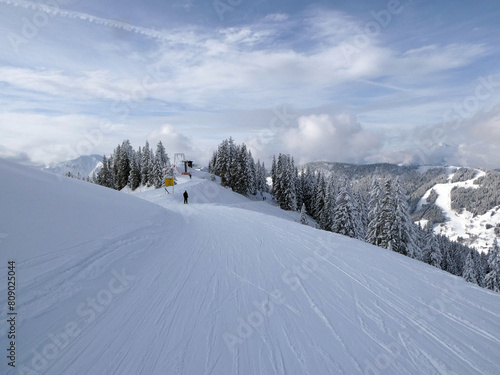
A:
281 113 383 164
0 145 35 165
148 124 192 153
0 112 124 165
146 124 212 165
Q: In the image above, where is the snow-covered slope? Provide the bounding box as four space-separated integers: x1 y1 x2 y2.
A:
42 154 102 179
1 159 500 374
416 169 500 252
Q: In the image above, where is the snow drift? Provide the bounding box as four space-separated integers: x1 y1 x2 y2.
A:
0 158 499 375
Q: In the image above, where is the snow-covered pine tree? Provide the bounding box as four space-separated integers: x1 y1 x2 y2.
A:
283 156 297 211
484 239 500 291
214 140 228 185
247 150 257 195
255 160 268 193
272 154 298 211
152 141 169 188
112 144 121 189
285 155 298 211
270 155 277 196
476 251 488 287
353 190 368 241
226 137 237 189
331 180 360 239
312 174 326 222
233 144 250 195
228 144 241 192
106 155 115 188
273 154 284 205
208 150 217 174
141 141 152 187
213 138 234 188
321 175 339 231
128 153 141 191
390 180 417 256
300 203 308 225
463 249 478 284
96 155 106 186
367 178 384 246
114 140 133 190
301 167 316 215
422 226 442 268
369 179 394 248
295 167 304 211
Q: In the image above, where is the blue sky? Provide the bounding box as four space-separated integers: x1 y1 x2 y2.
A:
1 0 500 168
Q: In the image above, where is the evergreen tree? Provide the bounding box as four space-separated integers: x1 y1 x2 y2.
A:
313 174 327 222
282 155 297 211
463 249 478 284
270 155 277 196
215 138 232 187
233 144 250 195
301 167 316 215
369 179 394 248
295 167 304 211
128 153 141 191
96 155 113 188
112 144 121 189
331 180 360 239
367 179 384 246
422 227 442 268
247 150 257 195
390 180 417 256
141 141 153 187
114 140 132 190
485 240 500 292
210 138 262 197
107 155 115 188
319 176 336 231
152 141 170 188
273 154 298 210
354 190 368 241
300 203 308 225
208 150 218 174
255 160 268 193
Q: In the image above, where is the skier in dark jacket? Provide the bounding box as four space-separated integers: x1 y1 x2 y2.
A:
183 190 188 204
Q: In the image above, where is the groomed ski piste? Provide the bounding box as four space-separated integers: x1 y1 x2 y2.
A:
1 158 500 375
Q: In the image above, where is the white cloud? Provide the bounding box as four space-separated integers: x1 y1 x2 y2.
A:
397 43 487 75
0 112 124 165
0 67 143 101
281 113 383 164
0 3 497 167
264 13 289 22
0 0 186 42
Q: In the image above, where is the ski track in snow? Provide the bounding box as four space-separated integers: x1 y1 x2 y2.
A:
1 160 500 374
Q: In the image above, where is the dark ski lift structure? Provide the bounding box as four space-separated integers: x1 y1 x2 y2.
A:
165 153 193 194
173 153 193 176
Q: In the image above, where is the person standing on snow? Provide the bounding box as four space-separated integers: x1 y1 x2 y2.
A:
183 190 188 204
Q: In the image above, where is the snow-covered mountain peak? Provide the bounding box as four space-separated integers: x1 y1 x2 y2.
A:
43 154 103 178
